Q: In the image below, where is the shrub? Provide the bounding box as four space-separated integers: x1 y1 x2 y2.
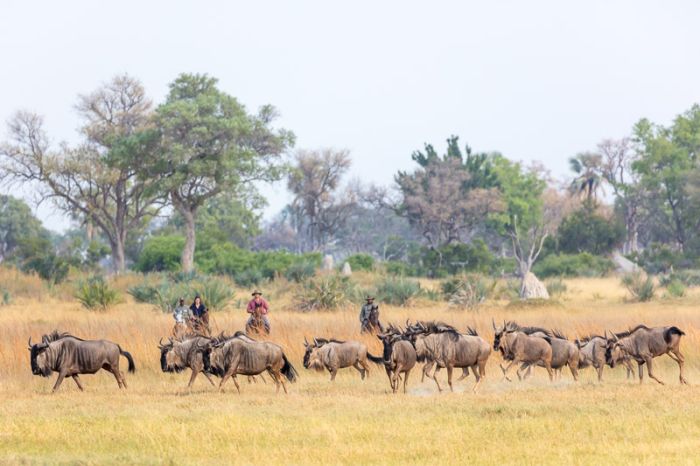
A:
556 205 625 255
374 276 422 307
628 243 686 275
284 260 317 283
659 269 700 287
384 261 413 276
191 278 235 311
128 275 234 312
545 278 568 298
295 275 355 311
1 289 10 306
444 274 496 310
533 253 614 278
135 236 185 273
664 279 686 298
345 253 375 272
621 272 655 302
74 276 120 311
233 269 265 287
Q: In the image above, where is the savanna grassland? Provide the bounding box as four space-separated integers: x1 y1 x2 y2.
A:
1 272 700 465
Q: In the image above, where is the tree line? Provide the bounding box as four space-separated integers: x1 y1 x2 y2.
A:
1 73 699 293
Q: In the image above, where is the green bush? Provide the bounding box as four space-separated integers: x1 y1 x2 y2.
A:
533 253 614 278
233 269 265 287
384 261 413 276
192 278 235 311
557 205 624 255
545 278 568 298
664 279 686 298
443 274 496 310
345 253 375 272
659 269 700 287
136 236 185 272
374 276 422 307
284 260 317 283
1 289 10 306
74 276 120 311
128 275 234 312
295 275 355 311
628 243 685 275
621 272 655 302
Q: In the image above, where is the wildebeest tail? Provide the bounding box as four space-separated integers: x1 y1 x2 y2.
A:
664 326 685 343
367 352 384 365
120 347 136 373
281 354 298 383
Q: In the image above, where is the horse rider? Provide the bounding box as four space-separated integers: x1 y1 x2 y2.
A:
246 290 271 333
360 295 383 333
172 297 191 336
189 295 210 333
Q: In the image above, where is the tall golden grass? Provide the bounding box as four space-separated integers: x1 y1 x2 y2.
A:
1 273 699 464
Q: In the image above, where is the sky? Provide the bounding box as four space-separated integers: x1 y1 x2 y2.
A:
1 0 699 232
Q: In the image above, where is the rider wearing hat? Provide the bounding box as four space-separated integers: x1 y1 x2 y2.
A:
246 290 270 332
359 295 381 333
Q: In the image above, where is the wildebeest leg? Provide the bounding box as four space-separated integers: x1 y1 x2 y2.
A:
637 361 644 383
106 365 125 389
353 361 366 380
470 364 481 393
501 361 517 382
52 371 67 392
430 365 443 392
644 356 665 385
231 375 241 394
384 366 394 390
446 365 455 392
569 364 579 381
71 375 84 391
403 369 410 394
457 367 469 381
360 359 371 378
203 372 217 386
329 367 338 381
187 369 200 388
544 361 553 381
668 350 688 384
596 364 604 382
624 360 635 380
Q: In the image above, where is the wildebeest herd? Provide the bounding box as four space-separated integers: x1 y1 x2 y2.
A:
27 320 689 393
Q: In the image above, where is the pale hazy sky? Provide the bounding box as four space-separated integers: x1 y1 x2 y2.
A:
2 0 699 232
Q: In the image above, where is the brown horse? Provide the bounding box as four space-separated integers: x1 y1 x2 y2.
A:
246 308 269 336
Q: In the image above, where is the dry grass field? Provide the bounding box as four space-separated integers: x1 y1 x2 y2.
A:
1 274 700 465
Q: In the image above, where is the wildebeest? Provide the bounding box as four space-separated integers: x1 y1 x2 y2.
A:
205 333 297 393
377 325 417 393
159 335 216 388
575 334 635 381
606 325 688 385
28 330 135 392
303 337 384 381
492 321 553 381
407 321 491 393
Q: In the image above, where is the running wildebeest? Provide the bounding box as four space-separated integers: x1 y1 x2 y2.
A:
575 334 635 381
377 325 417 393
492 320 553 382
303 337 383 381
159 335 217 388
28 330 135 392
205 333 297 393
407 321 491 393
606 325 688 385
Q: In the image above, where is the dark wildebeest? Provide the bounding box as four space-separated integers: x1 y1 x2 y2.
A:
407 321 491 393
303 337 384 381
28 330 135 392
205 333 297 393
377 325 417 393
575 334 635 382
492 321 553 382
159 336 217 388
606 325 688 385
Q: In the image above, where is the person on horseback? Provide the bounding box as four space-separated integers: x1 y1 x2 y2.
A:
189 295 210 335
171 297 192 337
360 296 383 333
246 290 270 333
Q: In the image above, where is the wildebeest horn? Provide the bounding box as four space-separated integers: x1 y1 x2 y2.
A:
28 337 32 349
492 318 496 330
313 337 318 346
304 336 309 347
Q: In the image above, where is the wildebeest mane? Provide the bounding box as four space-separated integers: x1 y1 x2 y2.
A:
43 330 85 343
465 326 479 337
613 324 651 338
551 329 568 340
314 337 345 345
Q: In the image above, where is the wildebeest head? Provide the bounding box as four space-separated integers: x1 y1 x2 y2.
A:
303 337 327 371
492 319 518 352
28 337 53 377
158 338 188 373
604 331 625 367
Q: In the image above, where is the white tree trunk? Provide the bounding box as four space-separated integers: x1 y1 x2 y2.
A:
181 208 197 274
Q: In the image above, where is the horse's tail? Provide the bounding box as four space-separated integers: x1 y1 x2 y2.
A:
281 353 298 383
119 347 136 373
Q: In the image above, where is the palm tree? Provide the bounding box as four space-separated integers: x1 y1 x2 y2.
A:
569 153 604 202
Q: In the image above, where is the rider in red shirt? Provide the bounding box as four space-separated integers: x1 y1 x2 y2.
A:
246 290 270 332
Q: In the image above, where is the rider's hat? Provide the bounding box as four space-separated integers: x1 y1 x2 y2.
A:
252 290 263 296
365 295 375 301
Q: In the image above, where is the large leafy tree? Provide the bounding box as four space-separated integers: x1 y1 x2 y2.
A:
395 136 502 248
0 195 49 263
0 75 164 273
154 73 294 272
632 104 700 253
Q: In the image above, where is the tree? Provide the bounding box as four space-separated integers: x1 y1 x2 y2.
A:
0 75 165 273
0 195 48 263
395 137 502 249
557 202 625 255
632 105 700 253
154 73 293 272
287 149 356 252
568 152 603 202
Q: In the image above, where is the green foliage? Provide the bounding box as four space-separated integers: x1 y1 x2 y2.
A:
284 259 317 283
374 276 422 307
384 261 413 276
664 279 686 298
295 275 355 311
345 253 375 272
128 275 234 313
1 288 10 306
557 204 624 255
659 269 700 287
74 276 120 311
533 253 614 278
621 272 655 302
442 274 496 310
191 279 235 312
417 240 498 277
17 236 70 286
545 278 568 298
0 195 50 262
135 236 185 273
628 243 685 274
